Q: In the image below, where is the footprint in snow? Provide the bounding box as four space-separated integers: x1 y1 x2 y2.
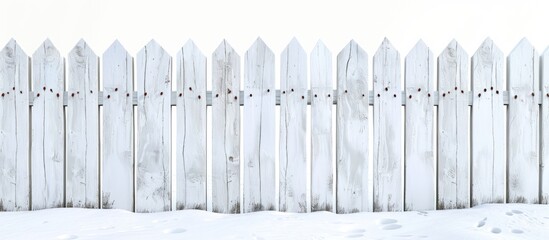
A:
512 229 524 234
346 233 364 238
382 224 402 230
378 218 398 225
163 228 186 234
506 212 514 216
348 229 366 234
511 210 523 214
491 228 501 234
56 234 78 240
477 217 487 227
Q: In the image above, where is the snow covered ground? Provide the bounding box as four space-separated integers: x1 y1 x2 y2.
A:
0 204 547 239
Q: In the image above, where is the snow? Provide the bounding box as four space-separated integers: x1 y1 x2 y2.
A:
0 204 547 239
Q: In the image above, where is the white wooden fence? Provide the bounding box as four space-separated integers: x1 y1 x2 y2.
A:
0 37 548 213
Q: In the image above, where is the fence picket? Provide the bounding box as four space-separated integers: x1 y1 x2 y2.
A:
244 38 276 212
136 40 172 212
67 40 99 208
471 38 505 206
176 41 207 211
310 41 333 212
373 38 402 212
404 40 434 211
0 39 29 211
507 38 539 204
280 39 308 213
212 40 239 213
437 40 469 209
542 48 549 204
336 41 369 213
31 39 65 209
102 40 134 211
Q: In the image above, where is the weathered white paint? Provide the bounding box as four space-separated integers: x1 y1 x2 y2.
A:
0 39 29 211
404 40 434 211
212 40 240 213
542 48 549 204
136 40 172 212
437 40 469 209
31 39 65 209
373 38 402 212
279 39 308 213
310 41 333 212
243 38 276 212
336 41 369 213
102 40 134 211
67 40 99 208
471 38 505 206
176 41 207 211
507 38 539 204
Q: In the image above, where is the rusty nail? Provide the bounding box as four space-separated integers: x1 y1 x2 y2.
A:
71 93 75 97
532 92 535 96
107 95 111 99
43 86 46 91
189 87 192 91
267 89 270 92
215 93 219 97
249 94 252 97
160 92 163 96
37 93 40 97
301 96 305 99
127 93 130 97
179 93 183 97
234 96 238 100
282 91 286 94
345 90 348 93
6 92 9 95
77 91 80 94
144 92 147 96
50 89 53 92
385 87 388 91
291 88 294 92
428 93 431 97
418 88 421 92
90 90 93 94
478 93 481 97
1 93 4 97
514 95 518 99
328 94 331 97
393 94 397 98
377 93 380 97
442 93 446 97
12 87 15 91
19 91 22 94
448 91 450 94
409 95 412 99
362 94 365 97
496 90 499 94
491 86 494 90
461 90 464 94
484 88 487 92
455 87 458 90
56 93 60 97
228 89 231 94
198 95 201 99
115 88 118 91
314 94 317 97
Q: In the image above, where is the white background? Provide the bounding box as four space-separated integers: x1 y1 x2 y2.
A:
1 0 546 211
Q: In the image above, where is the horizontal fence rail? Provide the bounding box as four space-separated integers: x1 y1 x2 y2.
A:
1 37 548 213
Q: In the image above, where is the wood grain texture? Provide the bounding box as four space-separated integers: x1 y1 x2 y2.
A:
136 40 172 212
212 40 240 213
437 40 469 209
404 40 434 211
310 41 333 212
31 39 65 209
336 41 369 213
176 41 207 211
67 40 99 208
102 40 134 211
373 38 402 212
542 47 549 204
507 38 539 204
280 39 308 213
471 38 505 206
0 39 29 211
243 38 276 212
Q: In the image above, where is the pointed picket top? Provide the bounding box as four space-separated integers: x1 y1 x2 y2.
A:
245 37 275 88
473 38 502 60
213 39 239 59
33 39 60 59
104 40 129 56
509 38 536 58
337 40 367 62
1 38 27 59
374 38 398 57
310 40 332 87
178 39 205 65
439 39 467 59
138 39 170 59
247 37 274 57
406 39 430 60
282 37 305 55
69 39 97 61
